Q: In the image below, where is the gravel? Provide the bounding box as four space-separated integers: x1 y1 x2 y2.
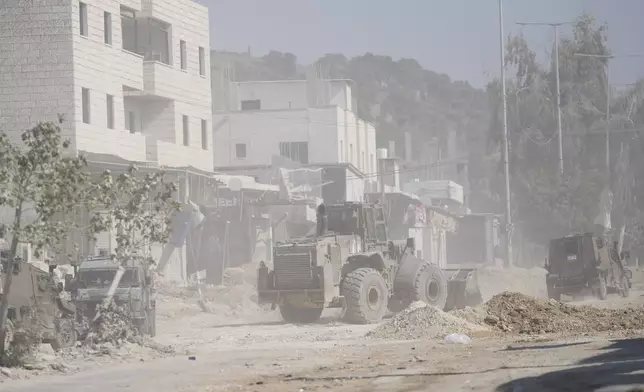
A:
482 292 644 334
367 301 490 340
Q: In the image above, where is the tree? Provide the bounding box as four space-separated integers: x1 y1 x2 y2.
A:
484 12 644 253
85 166 179 308
0 118 91 357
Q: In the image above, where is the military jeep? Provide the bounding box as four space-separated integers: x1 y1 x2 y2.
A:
72 257 156 337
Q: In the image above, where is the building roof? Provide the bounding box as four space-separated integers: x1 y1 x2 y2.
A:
212 174 279 193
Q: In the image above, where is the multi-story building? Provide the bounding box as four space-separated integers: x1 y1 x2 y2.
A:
0 0 213 172
211 76 379 202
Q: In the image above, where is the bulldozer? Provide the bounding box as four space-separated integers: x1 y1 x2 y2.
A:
257 202 478 324
545 233 632 300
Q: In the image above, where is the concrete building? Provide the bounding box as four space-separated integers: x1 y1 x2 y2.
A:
211 79 379 200
0 0 213 172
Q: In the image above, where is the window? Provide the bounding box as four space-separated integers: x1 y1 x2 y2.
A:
79 2 88 37
199 46 205 76
104 12 112 44
180 40 187 70
362 152 365 171
81 88 90 124
106 94 114 129
349 143 353 162
201 119 208 150
120 7 137 53
147 19 170 64
240 99 261 110
125 111 136 133
279 141 309 164
235 143 247 159
340 140 344 162
182 115 189 146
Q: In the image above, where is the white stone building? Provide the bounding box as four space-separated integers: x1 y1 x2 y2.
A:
211 79 379 200
0 0 213 172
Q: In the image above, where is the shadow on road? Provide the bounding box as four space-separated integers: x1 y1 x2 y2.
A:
208 316 348 329
496 338 644 392
503 341 590 352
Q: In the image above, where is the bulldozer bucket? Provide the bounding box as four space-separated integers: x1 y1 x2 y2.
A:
442 268 483 311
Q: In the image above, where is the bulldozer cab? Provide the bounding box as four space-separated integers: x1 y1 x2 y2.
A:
326 203 387 244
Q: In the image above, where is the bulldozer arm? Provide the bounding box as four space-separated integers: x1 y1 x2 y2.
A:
442 268 483 311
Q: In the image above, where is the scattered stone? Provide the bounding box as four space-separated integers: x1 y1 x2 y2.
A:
483 292 644 334
366 301 490 340
0 367 12 377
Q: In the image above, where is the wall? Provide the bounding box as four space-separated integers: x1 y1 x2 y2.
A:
231 80 353 111
0 0 76 143
233 81 309 110
71 0 149 161
213 107 339 167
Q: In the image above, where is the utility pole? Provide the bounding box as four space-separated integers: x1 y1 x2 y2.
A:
499 0 512 267
516 21 572 175
573 53 644 177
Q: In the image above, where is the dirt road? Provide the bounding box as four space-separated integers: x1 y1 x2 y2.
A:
3 283 644 391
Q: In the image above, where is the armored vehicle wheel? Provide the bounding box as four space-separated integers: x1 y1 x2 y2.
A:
342 268 388 324
596 276 608 300
51 318 77 351
413 263 448 309
279 303 323 324
3 319 14 349
620 275 630 298
547 285 561 301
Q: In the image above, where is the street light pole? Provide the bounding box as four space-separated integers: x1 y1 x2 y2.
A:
499 0 512 267
516 21 572 175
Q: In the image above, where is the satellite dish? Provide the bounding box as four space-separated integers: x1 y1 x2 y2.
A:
228 177 243 192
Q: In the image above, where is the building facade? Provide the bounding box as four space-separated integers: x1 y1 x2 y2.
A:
0 0 213 171
211 79 379 194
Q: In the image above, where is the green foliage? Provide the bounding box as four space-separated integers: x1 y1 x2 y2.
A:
86 166 180 268
0 118 89 256
0 120 179 361
486 12 644 246
0 119 90 360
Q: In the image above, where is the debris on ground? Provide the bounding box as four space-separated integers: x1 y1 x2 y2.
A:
481 292 644 334
366 301 490 340
444 333 472 344
83 301 140 345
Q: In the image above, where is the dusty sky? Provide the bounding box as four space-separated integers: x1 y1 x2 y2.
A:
197 0 644 88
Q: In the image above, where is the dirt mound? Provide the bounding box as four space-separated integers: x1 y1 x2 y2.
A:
367 301 490 340
482 292 644 334
476 266 548 301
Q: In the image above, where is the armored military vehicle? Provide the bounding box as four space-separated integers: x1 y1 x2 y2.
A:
257 202 451 324
545 233 632 300
0 258 77 351
73 257 156 336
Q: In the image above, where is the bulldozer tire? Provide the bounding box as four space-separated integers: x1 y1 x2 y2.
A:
412 263 448 309
279 303 323 324
342 268 388 324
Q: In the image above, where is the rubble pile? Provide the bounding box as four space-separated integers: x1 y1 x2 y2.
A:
367 301 490 340
84 302 140 345
482 292 644 334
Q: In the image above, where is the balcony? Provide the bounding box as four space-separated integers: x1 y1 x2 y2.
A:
116 49 144 90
